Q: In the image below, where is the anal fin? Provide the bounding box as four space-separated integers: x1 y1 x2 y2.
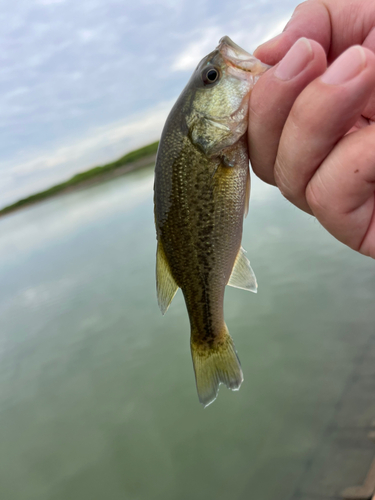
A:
227 246 257 293
156 241 178 314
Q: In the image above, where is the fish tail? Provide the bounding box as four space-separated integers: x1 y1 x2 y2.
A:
190 325 243 408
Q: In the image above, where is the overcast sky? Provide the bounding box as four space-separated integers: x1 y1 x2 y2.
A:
0 0 301 208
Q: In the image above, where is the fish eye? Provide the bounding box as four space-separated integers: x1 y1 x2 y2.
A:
202 67 220 85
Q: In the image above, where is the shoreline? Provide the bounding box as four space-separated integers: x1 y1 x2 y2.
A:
0 147 157 218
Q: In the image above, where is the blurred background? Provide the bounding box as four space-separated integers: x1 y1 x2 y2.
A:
1 1 375 500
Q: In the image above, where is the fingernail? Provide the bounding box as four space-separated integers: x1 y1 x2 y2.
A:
274 38 313 81
321 46 366 85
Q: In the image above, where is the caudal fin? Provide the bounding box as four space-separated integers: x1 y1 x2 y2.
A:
191 327 243 408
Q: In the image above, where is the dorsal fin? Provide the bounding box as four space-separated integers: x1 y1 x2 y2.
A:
156 241 179 314
227 246 257 293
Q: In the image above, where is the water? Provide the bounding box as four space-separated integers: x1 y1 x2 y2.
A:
0 166 374 500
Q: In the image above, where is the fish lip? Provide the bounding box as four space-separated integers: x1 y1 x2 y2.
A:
218 36 253 61
217 35 270 74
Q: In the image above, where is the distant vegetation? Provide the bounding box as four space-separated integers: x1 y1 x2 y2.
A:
0 141 159 216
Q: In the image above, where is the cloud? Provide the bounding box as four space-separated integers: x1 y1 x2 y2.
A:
0 99 174 208
172 15 291 72
8 99 173 177
172 27 224 72
36 0 67 4
257 17 290 46
0 0 299 208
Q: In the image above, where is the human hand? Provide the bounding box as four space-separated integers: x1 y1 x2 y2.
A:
249 0 375 258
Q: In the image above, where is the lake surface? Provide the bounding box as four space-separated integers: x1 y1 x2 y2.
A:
0 166 375 500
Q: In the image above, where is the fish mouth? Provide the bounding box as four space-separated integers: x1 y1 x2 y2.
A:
217 36 270 76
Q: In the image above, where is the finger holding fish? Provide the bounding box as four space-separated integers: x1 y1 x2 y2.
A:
248 37 327 186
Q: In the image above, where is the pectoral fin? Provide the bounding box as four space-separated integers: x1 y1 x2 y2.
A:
156 241 178 314
227 246 257 293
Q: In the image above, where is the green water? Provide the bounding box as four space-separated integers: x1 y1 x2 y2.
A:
0 166 374 500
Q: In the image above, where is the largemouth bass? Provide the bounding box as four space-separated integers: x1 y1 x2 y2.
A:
154 36 268 407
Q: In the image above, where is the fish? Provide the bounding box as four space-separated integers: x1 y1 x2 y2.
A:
153 36 269 407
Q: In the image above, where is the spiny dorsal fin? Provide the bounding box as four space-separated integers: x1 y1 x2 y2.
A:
156 241 178 314
227 246 257 293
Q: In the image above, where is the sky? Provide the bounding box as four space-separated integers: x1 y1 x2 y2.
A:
0 0 302 208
